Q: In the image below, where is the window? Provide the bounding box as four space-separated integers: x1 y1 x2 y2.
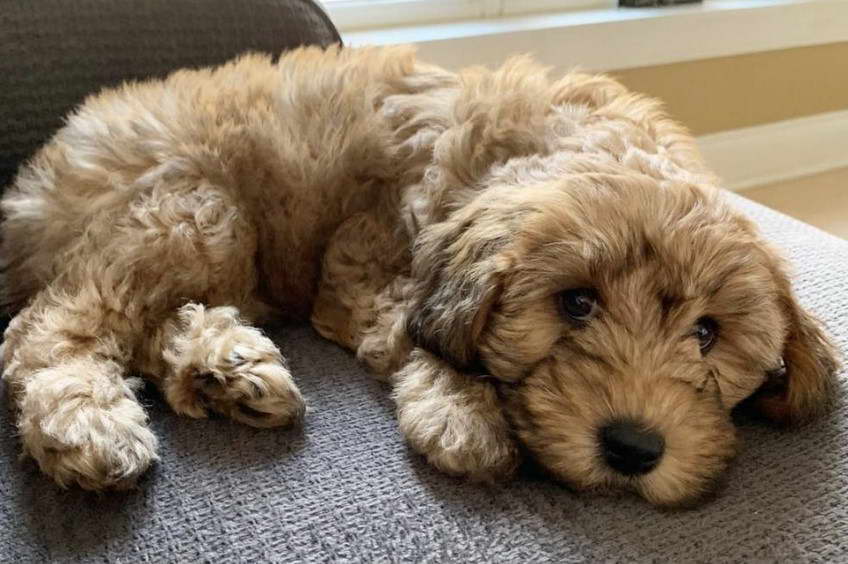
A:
323 0 614 31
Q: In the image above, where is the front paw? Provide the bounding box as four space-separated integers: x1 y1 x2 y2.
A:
392 350 519 481
162 305 305 428
192 344 305 429
19 361 158 490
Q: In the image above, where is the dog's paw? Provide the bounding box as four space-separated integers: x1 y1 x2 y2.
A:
19 361 158 490
393 350 519 481
356 323 412 382
191 341 305 428
163 306 305 428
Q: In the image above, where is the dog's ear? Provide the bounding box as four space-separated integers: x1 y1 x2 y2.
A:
405 206 510 371
753 260 839 425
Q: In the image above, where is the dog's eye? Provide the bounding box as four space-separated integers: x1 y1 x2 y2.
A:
693 317 719 353
559 288 599 323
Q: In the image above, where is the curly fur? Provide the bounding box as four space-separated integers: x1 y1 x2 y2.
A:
0 45 838 504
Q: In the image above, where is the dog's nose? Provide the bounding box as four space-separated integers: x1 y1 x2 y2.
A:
600 421 664 476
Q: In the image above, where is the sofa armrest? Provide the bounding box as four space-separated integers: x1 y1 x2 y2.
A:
0 0 341 190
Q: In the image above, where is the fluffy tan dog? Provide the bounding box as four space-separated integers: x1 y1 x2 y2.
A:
1 46 838 505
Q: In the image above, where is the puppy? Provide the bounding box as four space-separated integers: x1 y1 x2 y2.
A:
1 46 838 505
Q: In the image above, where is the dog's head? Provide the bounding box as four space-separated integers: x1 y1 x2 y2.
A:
406 168 838 505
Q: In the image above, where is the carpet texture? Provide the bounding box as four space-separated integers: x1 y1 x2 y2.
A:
0 195 846 562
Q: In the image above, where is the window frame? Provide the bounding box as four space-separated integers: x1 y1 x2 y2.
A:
322 0 614 31
340 0 847 74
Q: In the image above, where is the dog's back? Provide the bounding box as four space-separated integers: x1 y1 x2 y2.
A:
0 46 455 317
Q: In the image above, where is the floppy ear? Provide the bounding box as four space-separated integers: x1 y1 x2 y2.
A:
405 207 510 371
753 268 840 425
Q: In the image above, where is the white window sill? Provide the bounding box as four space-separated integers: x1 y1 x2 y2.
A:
342 0 848 71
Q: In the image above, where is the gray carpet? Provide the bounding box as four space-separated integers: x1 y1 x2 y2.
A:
0 194 846 562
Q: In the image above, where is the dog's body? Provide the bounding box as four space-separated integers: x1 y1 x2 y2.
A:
1 46 837 504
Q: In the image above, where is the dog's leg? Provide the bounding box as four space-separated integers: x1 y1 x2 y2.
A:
311 212 413 380
312 215 519 479
1 179 286 488
1 288 158 490
392 349 520 481
138 303 304 428
115 182 305 427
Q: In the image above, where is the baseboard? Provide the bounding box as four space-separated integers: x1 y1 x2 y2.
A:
697 109 848 192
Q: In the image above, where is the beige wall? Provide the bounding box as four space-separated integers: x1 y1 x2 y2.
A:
610 42 848 136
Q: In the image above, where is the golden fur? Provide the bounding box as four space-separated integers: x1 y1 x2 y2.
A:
0 46 838 504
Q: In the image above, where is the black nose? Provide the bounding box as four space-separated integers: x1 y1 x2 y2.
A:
600 421 665 476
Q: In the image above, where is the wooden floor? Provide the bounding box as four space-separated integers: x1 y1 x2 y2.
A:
743 167 848 239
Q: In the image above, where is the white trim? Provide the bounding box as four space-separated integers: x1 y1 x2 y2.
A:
344 0 848 72
501 0 613 16
323 0 612 30
323 0 484 31
697 110 848 192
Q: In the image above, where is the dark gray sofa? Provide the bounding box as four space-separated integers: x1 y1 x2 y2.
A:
1 1 846 561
